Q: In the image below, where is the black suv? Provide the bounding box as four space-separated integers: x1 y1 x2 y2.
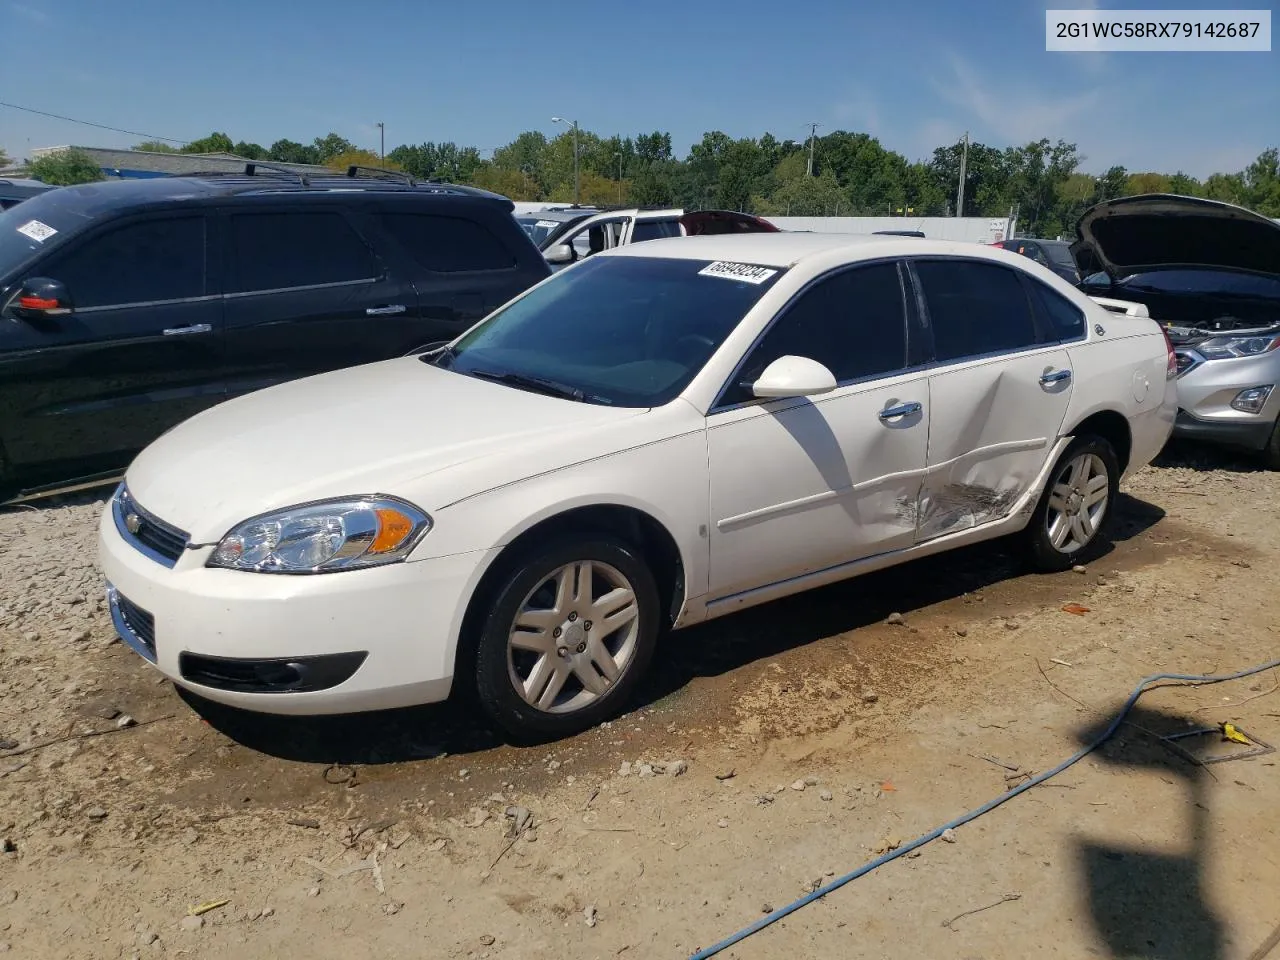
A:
0 166 551 500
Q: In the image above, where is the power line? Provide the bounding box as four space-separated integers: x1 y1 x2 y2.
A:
0 100 187 145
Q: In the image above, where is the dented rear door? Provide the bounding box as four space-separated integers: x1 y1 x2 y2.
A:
910 258 1073 541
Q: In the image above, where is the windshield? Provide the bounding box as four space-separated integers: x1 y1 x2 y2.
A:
1119 269 1280 299
431 255 786 407
514 216 567 247
0 187 93 281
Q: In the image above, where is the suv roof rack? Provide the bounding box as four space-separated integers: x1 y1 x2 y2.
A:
345 165 418 186
180 163 313 186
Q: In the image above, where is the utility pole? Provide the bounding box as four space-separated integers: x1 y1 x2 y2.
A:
376 122 385 168
955 131 969 217
615 151 623 204
806 122 820 177
552 117 580 205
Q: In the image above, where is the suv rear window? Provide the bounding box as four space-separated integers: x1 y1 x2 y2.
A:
379 213 516 272
631 220 682 243
228 212 377 293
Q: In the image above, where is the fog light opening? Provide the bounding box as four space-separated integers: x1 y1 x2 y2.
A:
1230 385 1274 415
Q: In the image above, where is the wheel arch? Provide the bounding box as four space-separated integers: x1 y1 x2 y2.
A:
450 500 690 696
1064 409 1133 476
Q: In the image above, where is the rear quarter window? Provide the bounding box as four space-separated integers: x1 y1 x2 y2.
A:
379 213 517 272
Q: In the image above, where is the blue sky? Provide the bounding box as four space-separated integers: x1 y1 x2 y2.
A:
2 0 1275 178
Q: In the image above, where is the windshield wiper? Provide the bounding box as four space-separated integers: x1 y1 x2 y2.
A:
467 368 596 403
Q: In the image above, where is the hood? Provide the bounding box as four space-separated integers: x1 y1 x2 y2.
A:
679 210 779 236
124 357 645 542
1072 194 1280 281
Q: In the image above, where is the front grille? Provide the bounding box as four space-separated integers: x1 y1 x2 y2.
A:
114 486 190 567
111 589 157 661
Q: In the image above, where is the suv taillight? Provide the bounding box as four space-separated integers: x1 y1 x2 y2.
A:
1162 327 1178 379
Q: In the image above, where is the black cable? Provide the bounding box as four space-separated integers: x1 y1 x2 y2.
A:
0 100 186 145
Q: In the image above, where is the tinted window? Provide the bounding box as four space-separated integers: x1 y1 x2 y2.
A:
631 220 681 243
1030 281 1086 341
43 217 205 308
916 259 1040 360
439 255 784 408
725 262 907 405
228 212 376 293
380 213 516 272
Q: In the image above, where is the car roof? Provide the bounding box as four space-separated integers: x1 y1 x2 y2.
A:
604 231 1015 269
516 208 597 222
27 170 513 218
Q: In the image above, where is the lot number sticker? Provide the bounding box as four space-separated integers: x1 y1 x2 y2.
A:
17 220 57 243
698 261 778 284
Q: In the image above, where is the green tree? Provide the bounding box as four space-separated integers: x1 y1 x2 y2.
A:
132 140 178 153
1167 172 1201 196
1093 165 1129 202
1126 171 1173 195
326 148 402 173
1203 172 1247 205
181 132 235 154
312 133 355 163
1243 147 1280 216
268 139 319 164
758 170 846 216
233 141 267 160
28 148 105 186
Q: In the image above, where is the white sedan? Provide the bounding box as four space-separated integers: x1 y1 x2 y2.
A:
98 233 1177 741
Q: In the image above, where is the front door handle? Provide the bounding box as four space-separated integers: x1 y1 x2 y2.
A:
878 401 922 421
1039 369 1072 386
366 305 407 316
162 323 212 336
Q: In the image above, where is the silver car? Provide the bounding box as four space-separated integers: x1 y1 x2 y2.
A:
1074 195 1280 467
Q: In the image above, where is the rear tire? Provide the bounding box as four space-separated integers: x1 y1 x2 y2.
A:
1023 435 1119 572
472 535 660 743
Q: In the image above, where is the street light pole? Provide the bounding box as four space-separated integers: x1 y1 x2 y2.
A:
552 116 580 205
376 122 385 168
956 131 969 217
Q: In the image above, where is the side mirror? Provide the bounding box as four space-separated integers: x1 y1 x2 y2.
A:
544 243 575 265
13 277 73 319
749 355 838 399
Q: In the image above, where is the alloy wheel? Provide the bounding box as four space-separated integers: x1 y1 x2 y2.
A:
1044 452 1109 553
506 560 641 714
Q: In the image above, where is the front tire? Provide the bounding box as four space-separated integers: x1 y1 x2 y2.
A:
473 536 660 743
1023 436 1119 572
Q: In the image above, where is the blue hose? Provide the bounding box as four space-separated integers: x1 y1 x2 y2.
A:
688 658 1280 959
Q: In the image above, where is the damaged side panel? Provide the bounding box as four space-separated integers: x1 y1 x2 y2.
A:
919 348 1075 542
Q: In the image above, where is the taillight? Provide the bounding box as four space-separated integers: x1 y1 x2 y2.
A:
1161 327 1177 379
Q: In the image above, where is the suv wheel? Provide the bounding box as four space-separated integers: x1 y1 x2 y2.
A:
1024 436 1119 572
473 536 660 742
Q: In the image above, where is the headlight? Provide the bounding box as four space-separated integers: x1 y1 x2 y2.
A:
1197 334 1280 360
207 497 431 573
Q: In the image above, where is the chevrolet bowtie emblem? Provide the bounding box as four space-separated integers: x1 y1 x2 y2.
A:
124 512 142 534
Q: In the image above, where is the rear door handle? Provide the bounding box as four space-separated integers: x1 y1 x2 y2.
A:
1039 369 1072 386
162 323 212 336
878 401 922 421
366 305 407 316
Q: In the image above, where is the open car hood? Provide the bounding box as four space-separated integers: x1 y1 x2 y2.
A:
678 210 779 235
1071 194 1280 281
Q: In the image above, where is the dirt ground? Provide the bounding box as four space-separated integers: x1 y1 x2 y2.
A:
2 442 1279 960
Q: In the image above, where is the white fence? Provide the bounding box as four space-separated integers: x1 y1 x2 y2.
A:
766 216 1017 244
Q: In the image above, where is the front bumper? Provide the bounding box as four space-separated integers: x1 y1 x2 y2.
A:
98 497 495 716
1173 409 1275 451
1171 348 1280 452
